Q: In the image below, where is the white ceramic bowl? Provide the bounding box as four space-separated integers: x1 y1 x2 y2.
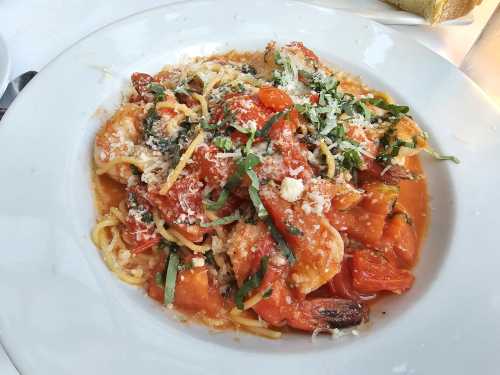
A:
0 33 11 98
0 1 499 374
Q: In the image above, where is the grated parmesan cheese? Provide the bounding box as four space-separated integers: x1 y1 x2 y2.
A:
280 177 304 203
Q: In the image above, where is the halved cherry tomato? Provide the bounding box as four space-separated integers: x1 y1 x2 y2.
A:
174 266 224 317
381 213 418 268
327 258 360 300
352 250 414 294
327 206 386 246
148 283 165 303
258 86 293 112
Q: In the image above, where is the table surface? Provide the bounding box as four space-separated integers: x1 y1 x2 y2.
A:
1 0 499 373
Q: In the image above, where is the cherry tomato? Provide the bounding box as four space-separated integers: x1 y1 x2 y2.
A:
258 86 293 111
327 206 386 246
174 266 224 317
352 250 414 294
327 258 360 300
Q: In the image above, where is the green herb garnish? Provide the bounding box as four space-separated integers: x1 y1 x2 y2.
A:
256 110 288 139
249 187 268 219
424 148 460 164
204 189 230 211
141 211 154 224
266 218 295 264
203 153 261 211
262 288 273 299
164 253 180 306
200 213 240 227
148 83 166 102
365 98 409 117
213 136 233 151
286 223 303 236
234 256 269 310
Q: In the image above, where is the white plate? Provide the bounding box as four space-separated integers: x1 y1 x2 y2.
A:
308 0 474 25
0 1 499 374
0 33 10 97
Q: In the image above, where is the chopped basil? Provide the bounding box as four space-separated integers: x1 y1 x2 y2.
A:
249 186 268 219
130 164 141 176
141 211 154 224
377 126 417 166
225 153 261 191
200 213 240 227
204 153 261 211
342 148 364 171
213 136 233 151
365 98 409 117
234 256 269 310
203 189 230 211
266 218 295 264
255 110 288 139
286 223 303 236
272 51 296 87
164 253 180 306
148 83 166 102
244 129 256 155
356 101 371 121
246 169 260 190
262 288 273 299
201 105 235 131
424 148 460 164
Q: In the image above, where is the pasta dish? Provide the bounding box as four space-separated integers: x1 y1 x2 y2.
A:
91 42 456 338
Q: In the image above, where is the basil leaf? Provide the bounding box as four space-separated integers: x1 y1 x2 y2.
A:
266 218 295 264
249 186 268 219
200 213 240 227
262 288 273 299
244 130 256 155
213 136 233 151
286 224 303 236
203 189 230 211
204 154 261 211
225 153 261 191
141 211 154 224
246 169 260 190
164 253 180 306
234 256 269 310
255 110 288 138
425 148 460 164
366 98 409 116
149 83 165 102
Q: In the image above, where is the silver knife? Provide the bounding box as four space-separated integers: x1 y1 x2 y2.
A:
0 71 37 120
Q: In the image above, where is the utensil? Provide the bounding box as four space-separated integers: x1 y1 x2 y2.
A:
0 71 37 120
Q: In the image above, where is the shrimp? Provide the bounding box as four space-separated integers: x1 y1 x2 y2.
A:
260 182 344 295
94 103 143 184
227 222 364 331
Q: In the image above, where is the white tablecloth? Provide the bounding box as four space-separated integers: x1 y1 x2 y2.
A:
0 0 499 373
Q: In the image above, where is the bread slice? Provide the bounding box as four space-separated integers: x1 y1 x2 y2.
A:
384 0 483 24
